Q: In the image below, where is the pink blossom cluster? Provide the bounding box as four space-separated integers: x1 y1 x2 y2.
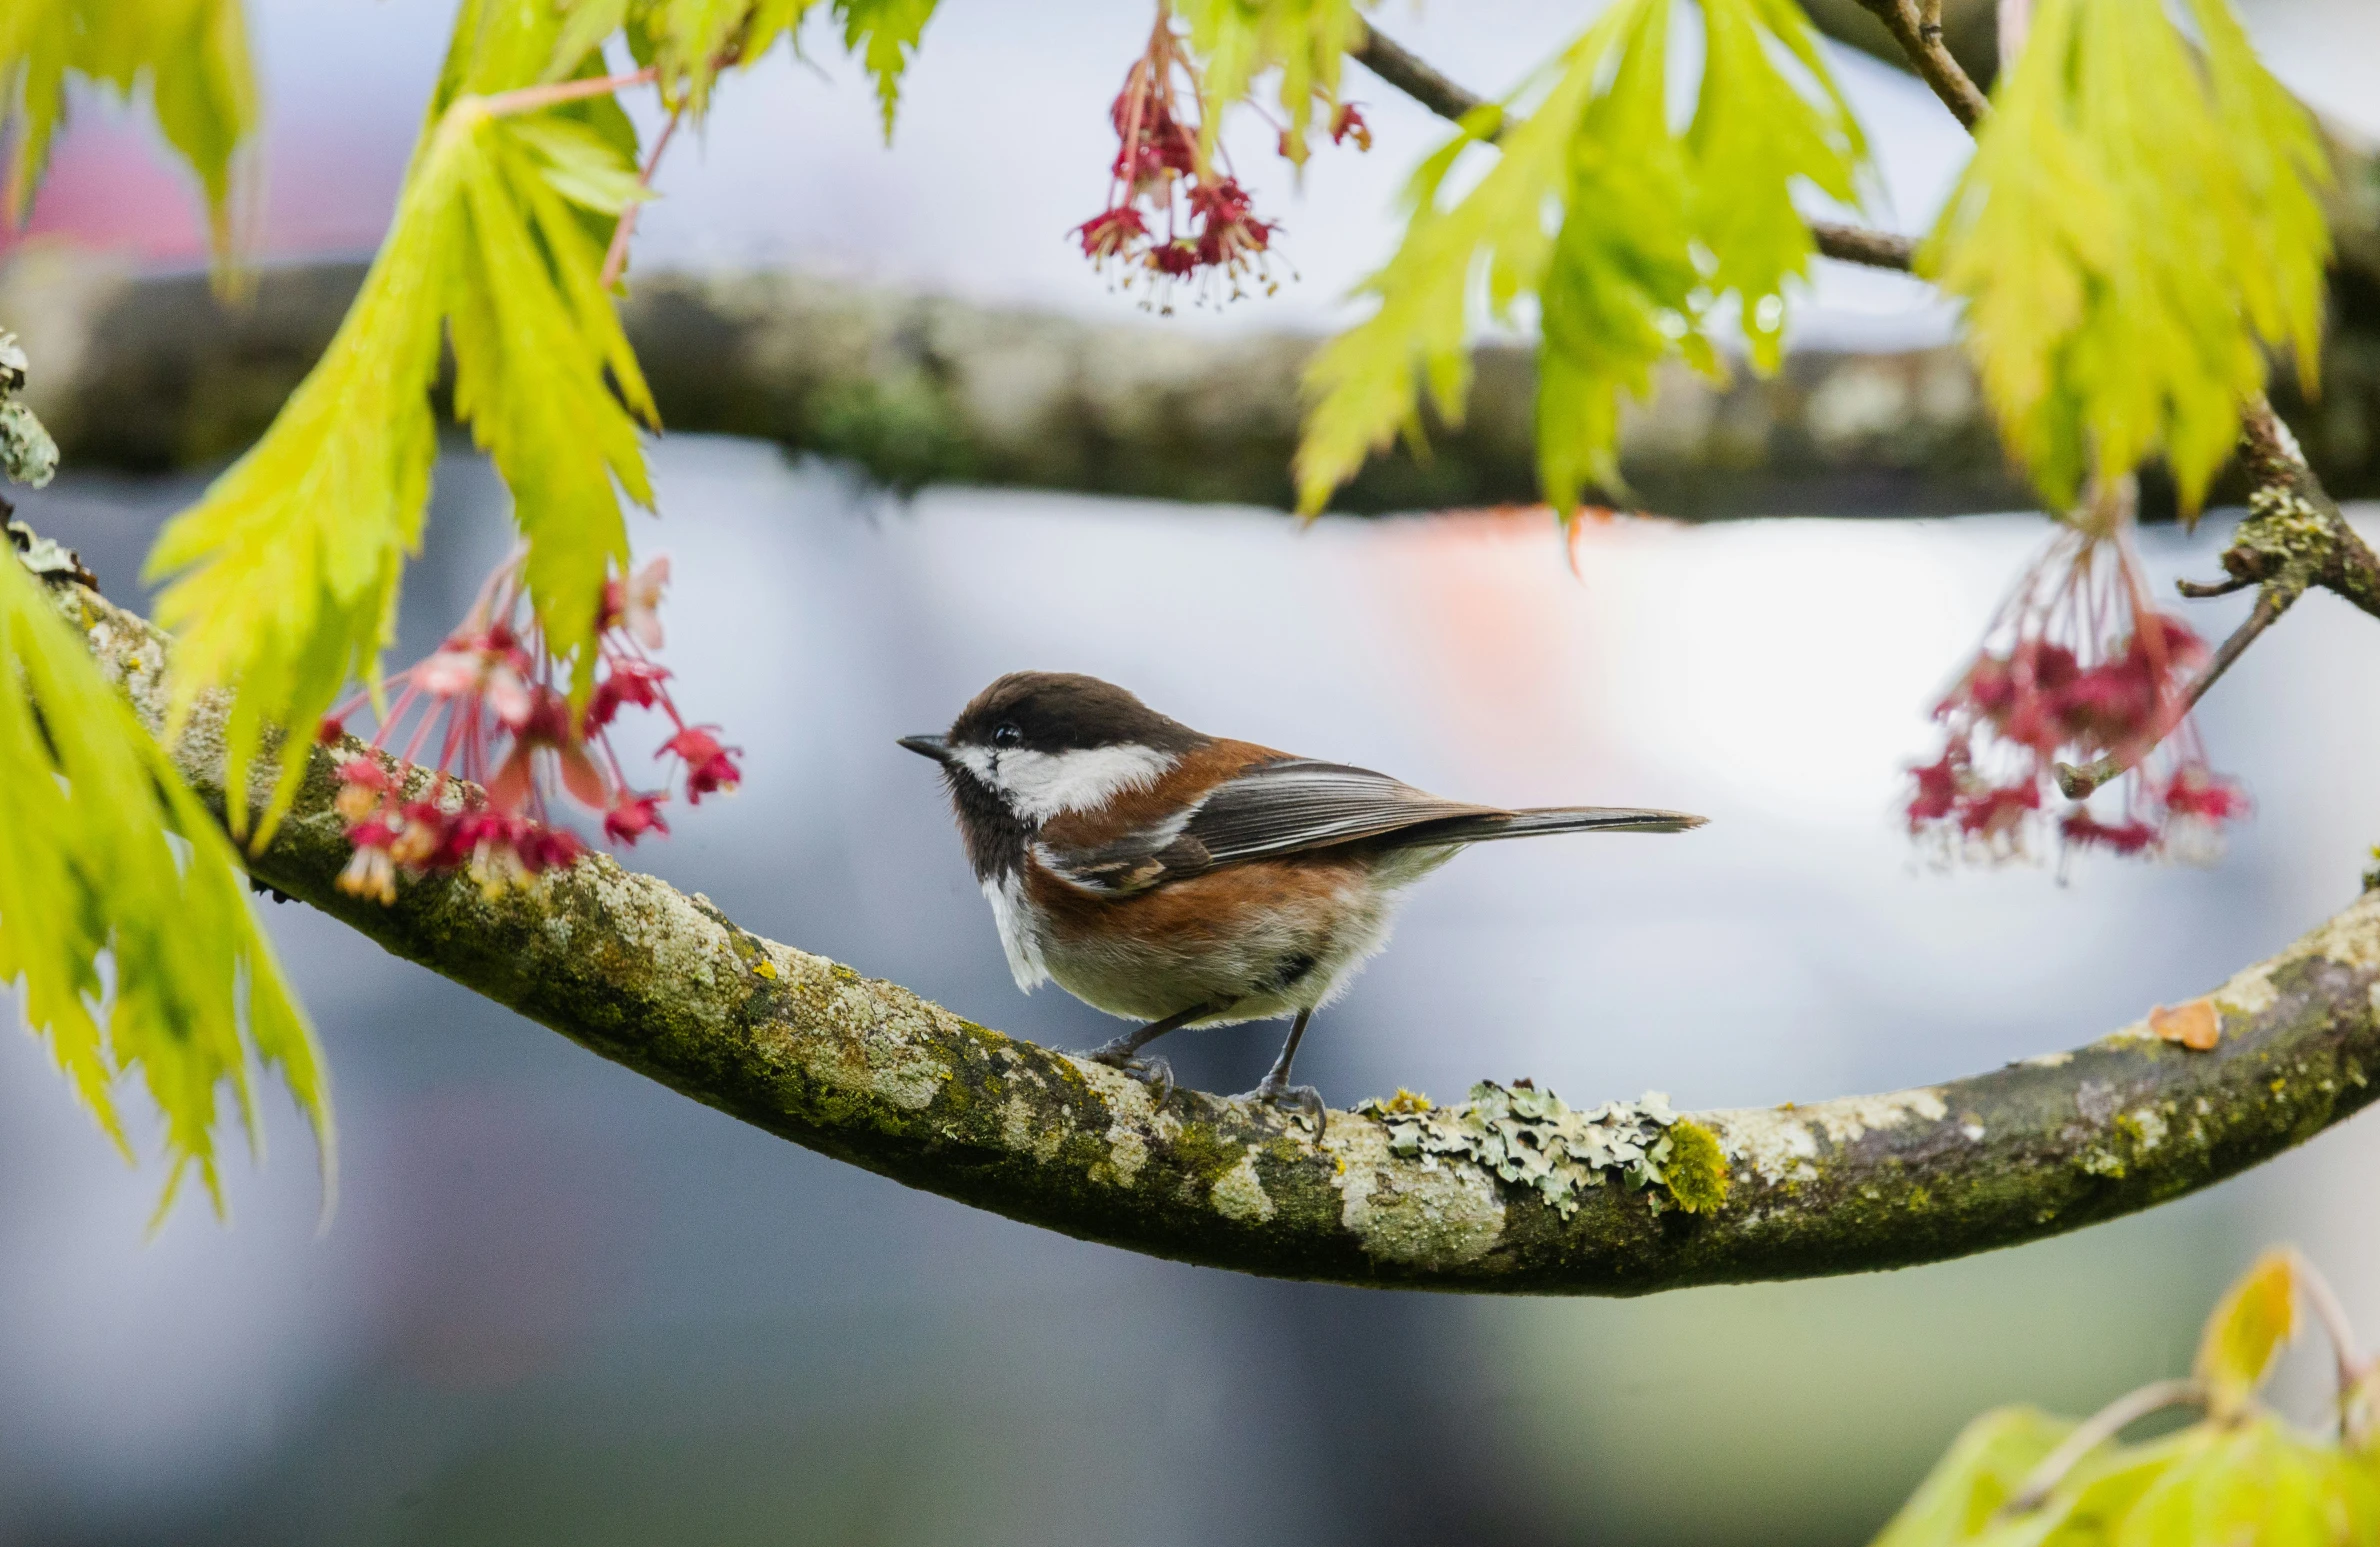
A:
1906 529 2246 863
1070 16 1362 309
326 553 739 904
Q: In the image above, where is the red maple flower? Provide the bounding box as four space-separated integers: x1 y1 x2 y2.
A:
2058 812 2161 856
603 792 671 845
1329 102 1372 150
1073 205 1148 261
1069 11 1320 309
1905 494 2245 866
662 726 742 802
324 550 739 903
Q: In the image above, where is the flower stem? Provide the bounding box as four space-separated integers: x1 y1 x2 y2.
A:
2291 1252 2375 1424
2001 1378 2204 1516
467 68 660 122
2053 586 2290 798
600 104 684 291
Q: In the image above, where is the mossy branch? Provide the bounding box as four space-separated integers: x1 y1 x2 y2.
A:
46 576 2380 1293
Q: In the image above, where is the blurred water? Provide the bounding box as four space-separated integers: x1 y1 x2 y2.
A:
7 447 2380 1546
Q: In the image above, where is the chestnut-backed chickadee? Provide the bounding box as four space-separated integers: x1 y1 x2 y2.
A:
901 673 1704 1129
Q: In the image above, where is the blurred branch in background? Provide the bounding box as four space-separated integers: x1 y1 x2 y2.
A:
10 235 2374 521
0 253 2110 518
32 563 2380 1293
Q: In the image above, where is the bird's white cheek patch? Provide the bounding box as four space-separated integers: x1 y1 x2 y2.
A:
949 745 998 785
993 745 1176 823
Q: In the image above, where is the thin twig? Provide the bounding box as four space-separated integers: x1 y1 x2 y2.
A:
2052 585 2292 798
1809 221 1917 271
1346 23 1920 274
600 104 685 291
2002 1378 2204 1516
2291 1252 2375 1410
1853 0 1992 130
468 67 661 122
1347 23 1490 128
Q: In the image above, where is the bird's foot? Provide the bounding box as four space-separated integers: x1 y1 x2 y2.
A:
1081 1044 1175 1107
1237 1077 1325 1137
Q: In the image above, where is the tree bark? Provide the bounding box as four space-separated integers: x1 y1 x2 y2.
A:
46 573 2380 1293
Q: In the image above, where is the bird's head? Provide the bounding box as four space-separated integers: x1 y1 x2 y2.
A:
900 671 1204 832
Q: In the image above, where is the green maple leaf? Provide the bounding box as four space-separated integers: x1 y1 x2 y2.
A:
148 0 658 843
1296 0 1865 517
1177 0 1367 167
1921 0 2330 513
0 552 331 1221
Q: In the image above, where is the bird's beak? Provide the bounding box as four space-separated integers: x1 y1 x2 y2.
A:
897 733 952 763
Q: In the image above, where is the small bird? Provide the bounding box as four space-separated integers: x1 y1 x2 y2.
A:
901 673 1704 1129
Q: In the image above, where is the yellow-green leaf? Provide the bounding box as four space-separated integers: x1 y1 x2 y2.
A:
1177 0 1367 167
149 33 659 839
1872 1406 2076 1547
145 126 455 843
1295 1 1644 516
549 0 823 115
1879 1253 2380 1546
446 103 656 695
0 553 332 1220
2112 1416 2380 1547
835 0 938 141
1920 0 2330 514
1296 0 1866 517
1689 0 1864 373
2194 1249 2299 1415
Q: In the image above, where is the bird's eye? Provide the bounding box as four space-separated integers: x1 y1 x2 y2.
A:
991 722 1023 748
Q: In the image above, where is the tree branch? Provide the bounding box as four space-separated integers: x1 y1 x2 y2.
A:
46 575 2380 1293
1345 23 1485 127
1847 0 1990 129
1808 219 1917 272
2051 585 2289 801
1348 23 1921 275
1800 0 2000 88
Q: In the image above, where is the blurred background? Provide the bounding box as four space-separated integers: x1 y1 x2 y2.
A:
7 2 2380 1544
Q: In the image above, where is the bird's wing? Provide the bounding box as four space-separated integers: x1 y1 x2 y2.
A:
1037 759 1478 893
1039 759 1704 894
1176 760 1492 865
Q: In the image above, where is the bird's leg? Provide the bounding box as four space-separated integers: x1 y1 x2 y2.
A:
1080 1002 1217 1107
1238 1007 1325 1136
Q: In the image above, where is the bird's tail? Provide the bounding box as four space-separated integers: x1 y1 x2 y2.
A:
1377 805 1707 850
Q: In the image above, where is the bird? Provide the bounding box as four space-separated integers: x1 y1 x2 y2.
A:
900 672 1705 1131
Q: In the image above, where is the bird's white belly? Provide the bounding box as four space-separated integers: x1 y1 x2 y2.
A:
1003 849 1457 1026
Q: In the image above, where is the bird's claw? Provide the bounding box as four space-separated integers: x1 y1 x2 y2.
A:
1238 1079 1326 1137
1084 1047 1175 1107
